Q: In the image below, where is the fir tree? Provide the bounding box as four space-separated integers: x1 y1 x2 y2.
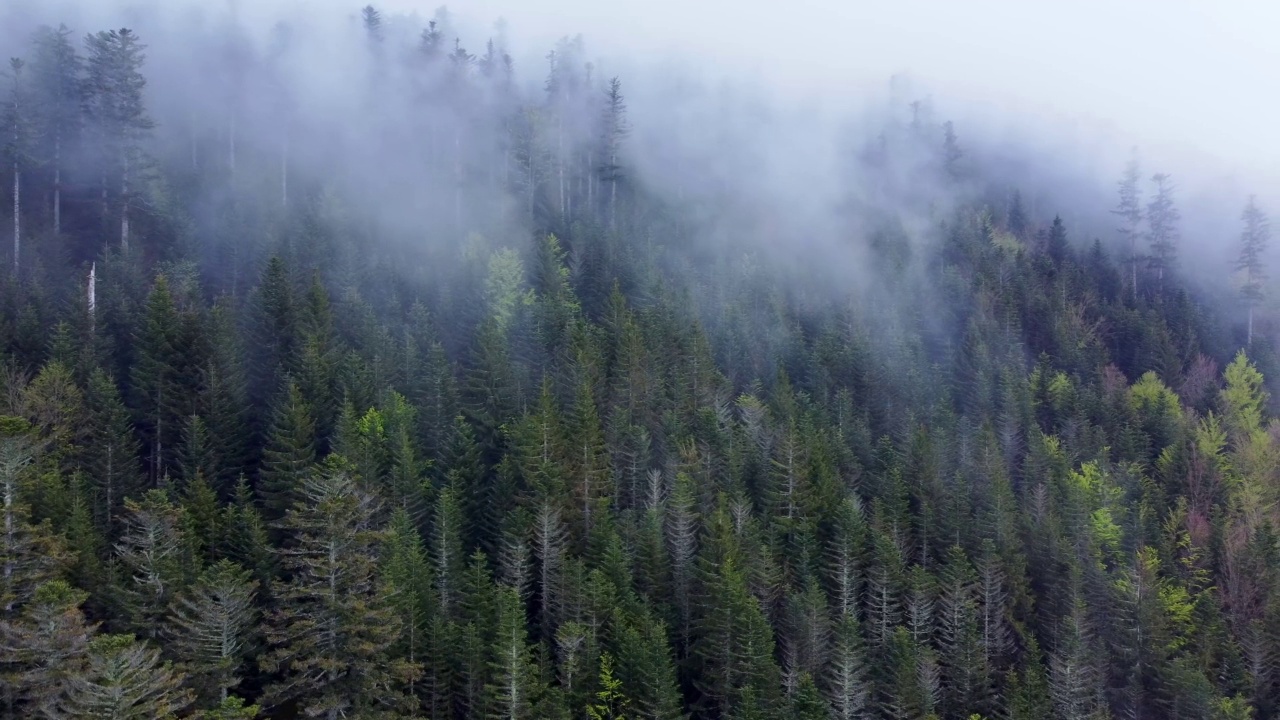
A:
1236 196 1269 346
260 463 411 717
58 633 193 718
166 559 258 705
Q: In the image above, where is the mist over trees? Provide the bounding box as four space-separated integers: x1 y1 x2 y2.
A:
0 2 1279 720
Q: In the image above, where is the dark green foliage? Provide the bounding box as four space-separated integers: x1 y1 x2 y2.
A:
0 9 1276 720
256 381 316 520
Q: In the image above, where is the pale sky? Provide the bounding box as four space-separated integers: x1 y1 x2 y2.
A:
379 0 1280 189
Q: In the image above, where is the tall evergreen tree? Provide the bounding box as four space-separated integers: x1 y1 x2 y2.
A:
58 633 193 718
30 24 81 238
1113 156 1144 300
166 559 259 705
1236 196 1269 346
3 58 32 274
257 381 316 520
1146 173 1180 292
80 369 143 533
83 28 153 251
260 463 410 718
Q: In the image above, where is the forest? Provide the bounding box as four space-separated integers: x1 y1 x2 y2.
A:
1 2 1280 719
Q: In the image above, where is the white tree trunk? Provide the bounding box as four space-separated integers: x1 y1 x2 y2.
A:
121 152 131 252
53 135 61 236
281 136 288 208
11 163 18 274
88 262 96 330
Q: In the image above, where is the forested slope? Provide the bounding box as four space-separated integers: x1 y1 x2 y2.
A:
1 5 1279 719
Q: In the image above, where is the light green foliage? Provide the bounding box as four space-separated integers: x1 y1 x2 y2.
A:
485 247 533 336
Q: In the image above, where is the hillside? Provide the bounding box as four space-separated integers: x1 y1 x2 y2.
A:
1 5 1279 720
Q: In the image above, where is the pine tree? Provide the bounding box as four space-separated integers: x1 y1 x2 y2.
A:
599 78 628 231
257 381 316 520
1008 190 1028 239
403 303 458 462
179 415 216 489
296 273 340 448
166 559 258 705
824 495 866 620
83 28 153 251
260 463 410 717
203 304 250 493
0 431 65 618
864 533 904 649
586 651 631 720
569 381 610 542
432 484 467 622
825 614 870 720
613 608 683 720
0 580 97 718
30 24 82 238
936 545 985 717
3 57 33 275
132 276 197 485
1113 156 1144 300
219 479 276 596
533 499 569 637
1049 591 1102 720
693 553 783 716
113 489 186 640
1146 173 1180 293
1046 215 1069 267
381 507 434 705
58 633 193 718
484 584 539 719
1236 196 1269 346
246 257 297 415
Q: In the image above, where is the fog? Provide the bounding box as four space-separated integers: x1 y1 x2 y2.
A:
2 0 1276 304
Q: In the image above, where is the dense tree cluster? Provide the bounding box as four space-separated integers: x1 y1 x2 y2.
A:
1 5 1279 719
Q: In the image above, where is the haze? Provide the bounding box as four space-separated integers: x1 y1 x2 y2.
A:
5 0 1278 282
409 0 1280 186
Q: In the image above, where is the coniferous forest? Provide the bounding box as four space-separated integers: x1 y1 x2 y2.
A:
2 3 1280 719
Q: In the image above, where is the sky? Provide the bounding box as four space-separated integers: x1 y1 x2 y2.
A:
373 0 1279 191
4 0 1276 277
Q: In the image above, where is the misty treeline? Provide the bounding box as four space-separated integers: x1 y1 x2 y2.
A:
1 2 1280 719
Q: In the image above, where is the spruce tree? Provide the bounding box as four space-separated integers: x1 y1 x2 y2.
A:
166 559 258 705
257 381 316 520
0 580 96 718
1236 196 1269 346
113 489 186 640
58 633 193 718
260 463 409 717
83 28 153 251
1145 173 1180 293
30 24 82 237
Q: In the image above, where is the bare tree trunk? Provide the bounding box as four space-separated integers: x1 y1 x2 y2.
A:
154 383 162 485
53 135 61 236
1130 241 1137 302
88 262 96 331
610 150 618 232
586 147 594 214
11 162 18 274
557 115 565 217
121 152 131 252
281 136 288 209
